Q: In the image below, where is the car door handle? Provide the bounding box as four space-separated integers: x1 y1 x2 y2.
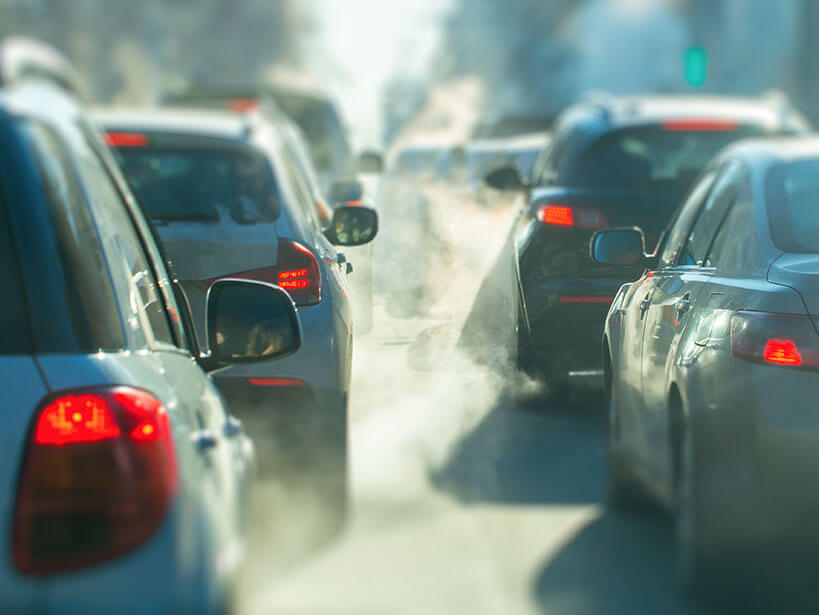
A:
675 298 692 314
191 429 219 452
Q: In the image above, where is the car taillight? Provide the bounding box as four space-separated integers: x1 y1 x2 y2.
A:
14 387 177 575
104 132 149 147
536 204 609 230
730 311 819 370
276 238 321 306
228 98 260 112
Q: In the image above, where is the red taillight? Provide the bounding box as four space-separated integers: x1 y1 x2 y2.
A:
538 205 573 226
763 339 803 366
228 98 260 113
104 132 149 147
731 311 819 370
536 204 608 230
276 239 322 306
661 119 739 132
14 387 177 575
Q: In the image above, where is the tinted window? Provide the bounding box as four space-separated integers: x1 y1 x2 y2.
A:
767 160 819 253
274 95 352 174
677 162 744 266
659 170 717 268
567 126 763 191
0 191 30 354
73 140 176 348
706 188 767 275
116 147 281 226
23 121 125 352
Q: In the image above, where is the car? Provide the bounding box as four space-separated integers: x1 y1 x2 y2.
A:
161 87 379 334
594 136 819 590
471 112 557 140
486 94 809 398
0 38 302 613
94 107 378 507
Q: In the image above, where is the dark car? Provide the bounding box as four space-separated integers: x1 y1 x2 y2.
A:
486 94 808 396
594 137 819 591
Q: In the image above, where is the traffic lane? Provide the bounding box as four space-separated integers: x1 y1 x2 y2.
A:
433 394 716 615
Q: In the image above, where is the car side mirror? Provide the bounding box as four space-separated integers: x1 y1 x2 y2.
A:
590 227 648 266
357 150 384 174
201 280 301 371
484 165 526 192
330 179 364 204
325 204 379 246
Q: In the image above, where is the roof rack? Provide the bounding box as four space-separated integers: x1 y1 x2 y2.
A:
0 37 85 99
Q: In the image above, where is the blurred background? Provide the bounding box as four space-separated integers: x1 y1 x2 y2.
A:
2 0 816 146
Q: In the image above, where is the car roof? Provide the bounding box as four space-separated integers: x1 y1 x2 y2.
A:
469 132 551 152
562 94 806 134
720 136 819 170
92 107 253 142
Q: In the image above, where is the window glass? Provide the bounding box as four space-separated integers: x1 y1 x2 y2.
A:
23 122 125 352
116 147 281 226
659 170 717 268
281 149 322 231
767 159 819 253
677 162 743 267
705 189 767 275
567 125 763 191
72 134 176 347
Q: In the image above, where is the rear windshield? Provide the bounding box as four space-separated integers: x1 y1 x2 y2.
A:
116 147 281 225
767 160 819 253
567 125 765 191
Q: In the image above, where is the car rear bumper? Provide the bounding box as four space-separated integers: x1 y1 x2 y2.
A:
694 363 819 550
524 277 623 387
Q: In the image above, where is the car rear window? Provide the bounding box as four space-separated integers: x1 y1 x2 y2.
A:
274 95 352 174
767 159 819 253
115 147 281 226
567 124 765 191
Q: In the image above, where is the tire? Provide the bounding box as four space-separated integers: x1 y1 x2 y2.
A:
607 377 641 509
515 303 535 375
674 420 718 594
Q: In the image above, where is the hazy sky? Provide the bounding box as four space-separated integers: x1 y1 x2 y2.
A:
309 0 452 147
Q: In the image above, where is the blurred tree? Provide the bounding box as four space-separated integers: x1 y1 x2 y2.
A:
0 0 308 103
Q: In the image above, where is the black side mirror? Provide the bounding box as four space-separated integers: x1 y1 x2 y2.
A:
357 150 384 174
484 165 526 192
590 227 647 266
330 180 364 204
202 280 301 370
325 205 379 246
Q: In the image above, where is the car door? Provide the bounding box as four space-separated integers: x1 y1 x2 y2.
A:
77 124 253 543
615 170 717 468
640 161 744 479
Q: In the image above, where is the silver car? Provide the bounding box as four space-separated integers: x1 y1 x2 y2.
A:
0 40 301 613
95 108 378 506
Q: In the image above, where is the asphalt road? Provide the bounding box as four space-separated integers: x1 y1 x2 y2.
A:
236 197 813 615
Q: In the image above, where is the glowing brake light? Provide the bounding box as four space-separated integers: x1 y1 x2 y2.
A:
763 339 803 366
538 205 573 226
536 204 608 230
731 311 819 370
228 98 260 112
104 132 149 147
661 119 738 131
14 387 177 575
275 239 321 306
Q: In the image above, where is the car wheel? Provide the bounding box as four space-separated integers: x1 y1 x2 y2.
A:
515 303 534 374
606 377 641 509
674 421 717 593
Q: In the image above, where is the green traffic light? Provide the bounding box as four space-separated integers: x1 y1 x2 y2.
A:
685 46 708 87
